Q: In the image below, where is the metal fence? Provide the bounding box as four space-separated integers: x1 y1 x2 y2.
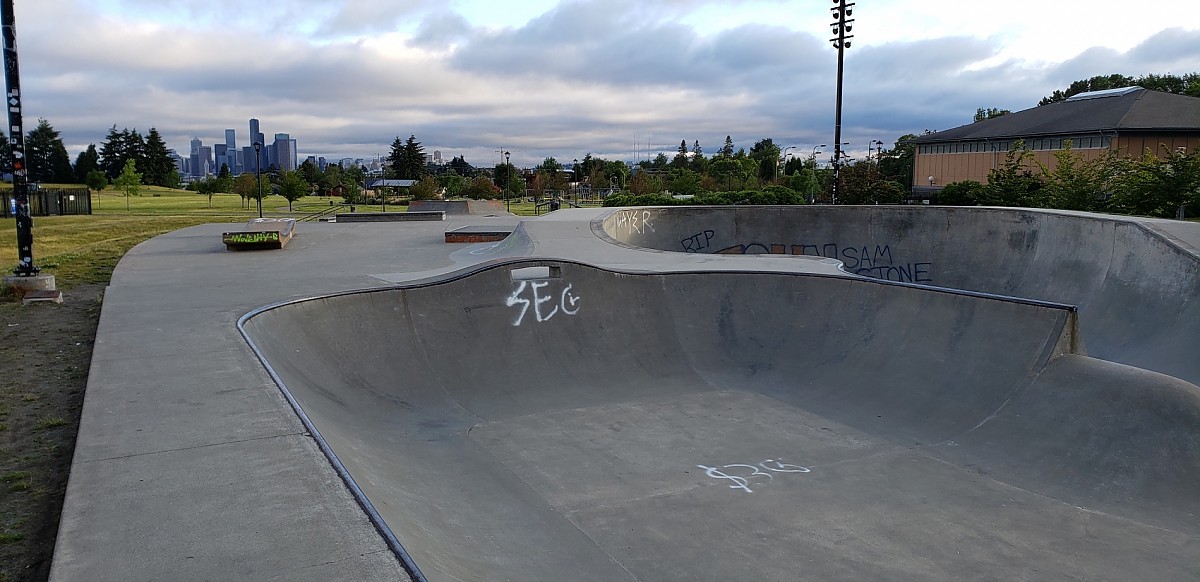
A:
1 187 93 218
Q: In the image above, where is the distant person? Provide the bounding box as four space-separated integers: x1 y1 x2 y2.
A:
549 197 561 212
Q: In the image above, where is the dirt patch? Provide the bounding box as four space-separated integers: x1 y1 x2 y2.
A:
0 283 103 582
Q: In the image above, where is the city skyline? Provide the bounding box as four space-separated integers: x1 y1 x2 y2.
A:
12 1 1199 167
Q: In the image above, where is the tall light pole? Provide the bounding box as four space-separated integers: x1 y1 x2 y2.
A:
3 0 37 276
830 0 854 204
504 151 511 212
781 146 797 180
809 144 825 204
573 158 579 205
253 141 263 218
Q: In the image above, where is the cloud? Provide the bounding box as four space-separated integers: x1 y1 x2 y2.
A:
12 0 1198 167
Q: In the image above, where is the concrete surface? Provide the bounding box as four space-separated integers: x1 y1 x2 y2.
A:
52 206 1199 581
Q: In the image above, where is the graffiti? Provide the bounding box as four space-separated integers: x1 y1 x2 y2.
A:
696 458 811 493
714 241 933 283
506 279 581 326
224 231 280 244
612 209 655 235
681 230 716 253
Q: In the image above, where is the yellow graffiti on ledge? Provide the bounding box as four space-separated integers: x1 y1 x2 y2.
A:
224 231 281 244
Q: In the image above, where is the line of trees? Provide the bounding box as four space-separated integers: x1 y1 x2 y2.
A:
936 141 1200 219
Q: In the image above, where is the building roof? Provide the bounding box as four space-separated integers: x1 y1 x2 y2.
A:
367 178 417 188
912 88 1200 143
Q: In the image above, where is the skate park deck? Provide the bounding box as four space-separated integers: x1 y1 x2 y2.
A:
51 207 1199 581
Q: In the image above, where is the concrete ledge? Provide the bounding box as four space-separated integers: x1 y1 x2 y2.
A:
336 211 444 222
444 225 513 243
222 218 296 250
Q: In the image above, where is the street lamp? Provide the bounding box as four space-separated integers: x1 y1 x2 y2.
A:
252 141 263 218
504 151 511 212
573 158 579 205
781 146 797 180
809 144 825 204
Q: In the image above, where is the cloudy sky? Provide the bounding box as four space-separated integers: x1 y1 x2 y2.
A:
11 0 1199 167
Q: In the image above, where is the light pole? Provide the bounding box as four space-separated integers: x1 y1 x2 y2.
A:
253 141 262 218
809 144 825 204
573 158 579 205
504 151 511 212
781 146 796 181
830 0 855 204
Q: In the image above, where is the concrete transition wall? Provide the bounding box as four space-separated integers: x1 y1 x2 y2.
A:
243 219 1200 582
599 205 1200 384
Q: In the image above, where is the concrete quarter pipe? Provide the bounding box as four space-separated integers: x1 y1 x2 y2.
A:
240 206 1200 581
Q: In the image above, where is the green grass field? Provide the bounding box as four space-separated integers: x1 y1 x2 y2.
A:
0 186 561 289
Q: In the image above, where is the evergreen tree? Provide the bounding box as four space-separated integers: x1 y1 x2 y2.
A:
99 126 145 180
142 128 175 187
386 136 405 179
671 139 689 169
398 134 427 180
25 118 75 183
74 144 101 183
720 135 735 158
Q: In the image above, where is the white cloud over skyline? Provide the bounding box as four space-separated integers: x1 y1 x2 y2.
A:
12 0 1200 167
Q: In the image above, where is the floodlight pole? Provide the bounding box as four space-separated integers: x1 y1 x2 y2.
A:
3 0 37 275
504 151 511 212
829 0 854 205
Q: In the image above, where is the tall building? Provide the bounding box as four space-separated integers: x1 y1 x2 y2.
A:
189 137 203 178
249 118 264 148
273 133 295 171
224 129 239 173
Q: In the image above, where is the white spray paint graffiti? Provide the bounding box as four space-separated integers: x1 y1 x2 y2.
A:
697 459 811 493
612 209 655 235
506 280 582 326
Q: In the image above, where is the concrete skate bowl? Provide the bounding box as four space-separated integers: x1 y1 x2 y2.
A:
241 255 1200 579
599 205 1200 385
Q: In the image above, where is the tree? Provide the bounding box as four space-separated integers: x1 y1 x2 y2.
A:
536 156 566 199
84 169 109 193
25 118 74 183
215 163 234 194
392 134 427 180
113 158 142 211
74 144 102 183
937 180 988 206
984 141 1046 207
142 128 175 187
232 174 258 208
99 126 144 180
437 173 466 198
973 107 1012 122
671 139 689 169
879 135 916 194
448 155 473 176
409 175 440 200
278 170 307 211
463 175 500 200
720 135 735 158
194 176 218 207
1034 73 1200 105
1038 141 1112 211
1109 146 1200 218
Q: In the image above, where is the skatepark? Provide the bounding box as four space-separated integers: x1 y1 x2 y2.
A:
49 205 1199 581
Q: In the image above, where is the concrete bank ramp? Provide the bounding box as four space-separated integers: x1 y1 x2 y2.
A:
598 206 1200 384
408 199 509 216
241 258 1200 581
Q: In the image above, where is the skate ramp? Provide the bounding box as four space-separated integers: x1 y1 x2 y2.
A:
408 199 509 216
600 206 1200 384
241 257 1200 581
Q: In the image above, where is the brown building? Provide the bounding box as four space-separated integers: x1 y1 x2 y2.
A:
909 87 1200 199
